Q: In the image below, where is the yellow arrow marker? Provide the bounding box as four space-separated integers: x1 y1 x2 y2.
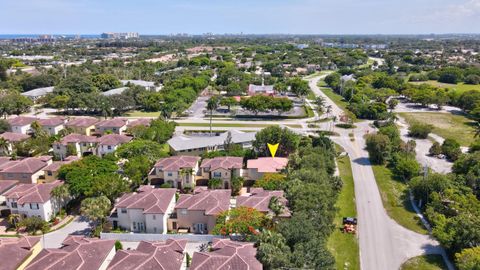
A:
267 143 279 158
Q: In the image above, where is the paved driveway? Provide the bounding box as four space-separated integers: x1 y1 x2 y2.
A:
42 216 90 248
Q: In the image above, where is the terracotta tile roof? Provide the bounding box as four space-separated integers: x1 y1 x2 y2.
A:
58 133 98 145
0 180 18 194
154 156 200 172
0 157 51 174
247 157 288 173
190 239 262 270
107 239 187 270
42 156 79 173
0 157 11 166
0 236 41 270
7 116 37 126
237 188 290 217
175 189 230 216
4 180 62 204
115 186 176 214
126 118 151 128
96 118 128 128
25 236 115 270
201 156 243 171
65 117 99 128
37 117 65 127
97 134 132 146
0 132 30 142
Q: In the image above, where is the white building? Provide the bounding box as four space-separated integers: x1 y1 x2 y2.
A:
4 181 65 222
38 117 66 135
52 133 98 159
110 186 176 234
96 134 132 156
7 117 37 134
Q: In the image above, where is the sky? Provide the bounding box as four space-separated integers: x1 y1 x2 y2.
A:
1 0 479 35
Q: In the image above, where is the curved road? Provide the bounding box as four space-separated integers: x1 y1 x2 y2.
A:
308 74 448 270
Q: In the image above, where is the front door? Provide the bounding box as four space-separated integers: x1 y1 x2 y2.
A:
194 223 206 234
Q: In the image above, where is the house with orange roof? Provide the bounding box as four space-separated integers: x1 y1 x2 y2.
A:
37 118 66 135
237 188 290 218
96 134 132 156
95 118 129 135
0 132 30 155
246 157 288 180
41 156 79 183
169 188 230 234
148 156 200 188
65 117 99 136
4 180 65 221
110 186 176 234
0 180 18 215
198 156 244 189
52 133 98 159
7 116 37 134
0 156 52 184
0 236 42 270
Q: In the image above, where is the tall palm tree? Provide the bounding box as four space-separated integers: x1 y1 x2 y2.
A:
179 168 194 188
7 214 20 230
51 184 70 210
0 137 10 155
80 196 111 236
207 96 219 136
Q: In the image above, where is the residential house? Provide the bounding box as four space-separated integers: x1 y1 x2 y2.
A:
168 131 256 156
95 118 129 135
190 239 262 270
148 156 200 188
199 156 243 189
65 117 99 136
169 188 230 234
41 156 79 183
246 157 288 181
0 132 30 155
121 80 158 91
101 87 129 96
248 84 275 96
0 236 42 270
0 180 18 216
107 239 187 270
21 86 54 102
0 156 52 184
126 118 152 129
52 133 98 159
37 118 66 135
110 186 176 234
4 180 65 221
97 134 132 156
237 188 290 217
25 236 116 270
7 116 37 134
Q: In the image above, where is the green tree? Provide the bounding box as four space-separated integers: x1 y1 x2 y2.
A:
408 122 433 139
219 96 237 111
366 133 391 164
391 154 420 181
456 247 480 270
255 230 292 270
429 141 442 156
51 184 71 210
212 206 265 238
208 178 222 190
80 196 111 236
231 176 244 196
254 173 287 190
116 140 169 164
91 74 121 92
207 96 219 135
124 156 152 187
253 126 300 157
442 138 462 161
0 119 10 132
19 216 49 235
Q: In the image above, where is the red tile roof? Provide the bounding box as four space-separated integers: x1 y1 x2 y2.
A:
0 180 18 194
96 118 128 128
0 132 30 142
37 118 65 127
25 236 115 270
115 186 176 214
97 134 132 146
237 188 290 217
154 156 200 172
0 236 41 270
7 116 37 126
0 157 51 174
190 239 262 270
58 133 98 145
247 157 288 173
175 189 230 216
42 156 79 173
4 181 63 204
107 239 187 270
126 118 151 128
200 156 243 171
65 117 99 128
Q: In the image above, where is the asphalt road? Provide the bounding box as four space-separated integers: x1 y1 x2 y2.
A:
307 74 448 270
42 216 91 248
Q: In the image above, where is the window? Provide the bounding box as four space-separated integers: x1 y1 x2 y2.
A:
167 172 173 177
47 171 53 176
82 143 87 147
107 146 112 150
121 208 127 214
30 203 39 210
213 172 222 178
11 202 17 208
180 209 187 215
133 222 137 230
172 222 177 230
153 227 157 233
152 215 156 220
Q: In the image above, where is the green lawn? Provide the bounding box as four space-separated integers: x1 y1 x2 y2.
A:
399 112 476 146
372 165 428 234
401 255 447 270
124 111 161 117
327 150 360 270
177 122 303 129
410 80 480 93
317 80 350 112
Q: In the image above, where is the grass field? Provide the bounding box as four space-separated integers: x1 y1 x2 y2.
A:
327 150 360 270
399 112 476 146
410 80 480 93
125 111 161 117
400 255 447 270
317 80 350 111
372 165 428 234
177 122 303 129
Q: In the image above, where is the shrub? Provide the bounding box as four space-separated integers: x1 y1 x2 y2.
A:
464 74 480 85
408 122 433 139
391 154 420 181
19 216 49 235
115 240 123 251
254 173 287 190
208 178 222 189
429 142 442 156
455 247 480 270
335 123 356 129
442 138 462 161
160 183 173 188
365 133 391 165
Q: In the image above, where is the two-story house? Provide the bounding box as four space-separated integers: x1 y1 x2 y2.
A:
126 118 152 130
41 156 79 183
169 188 230 234
0 156 52 184
0 236 42 270
96 134 132 157
7 116 37 134
0 132 30 155
4 180 65 221
237 188 290 218
199 156 243 189
95 118 129 135
110 186 176 234
52 133 98 159
148 156 200 188
246 157 288 181
37 118 66 135
0 180 18 216
65 117 99 136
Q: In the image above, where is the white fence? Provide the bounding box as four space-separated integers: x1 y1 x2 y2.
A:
100 232 224 242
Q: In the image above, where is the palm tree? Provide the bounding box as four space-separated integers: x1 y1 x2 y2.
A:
268 196 284 224
179 168 194 188
51 184 70 211
0 137 10 155
7 214 20 231
80 196 111 236
207 96 219 136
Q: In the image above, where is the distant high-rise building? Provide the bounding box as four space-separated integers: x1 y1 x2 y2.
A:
100 32 139 39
